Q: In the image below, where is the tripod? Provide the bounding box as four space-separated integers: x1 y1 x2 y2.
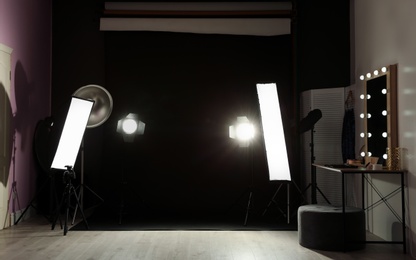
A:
72 140 104 225
15 174 59 225
262 180 305 224
303 127 330 204
4 130 20 228
52 166 89 235
226 145 254 226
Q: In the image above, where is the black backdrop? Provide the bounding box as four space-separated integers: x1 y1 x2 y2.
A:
75 32 296 218
48 0 353 222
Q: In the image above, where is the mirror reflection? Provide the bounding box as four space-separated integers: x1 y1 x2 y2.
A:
366 75 388 163
362 64 398 166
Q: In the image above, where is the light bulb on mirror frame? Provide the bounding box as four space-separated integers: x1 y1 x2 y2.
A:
360 132 365 138
382 110 387 116
382 88 387 94
368 132 372 138
368 152 372 157
382 132 388 138
383 154 388 160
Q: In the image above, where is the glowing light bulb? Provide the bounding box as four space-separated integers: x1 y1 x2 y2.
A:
381 67 387 73
367 94 371 99
383 154 388 160
122 119 138 134
382 110 387 116
360 132 365 138
368 152 372 157
361 151 366 157
360 94 365 99
366 73 371 78
382 132 388 138
368 133 372 138
360 75 365 80
236 123 255 141
374 70 379 76
367 113 372 118
382 88 387 94
360 113 365 118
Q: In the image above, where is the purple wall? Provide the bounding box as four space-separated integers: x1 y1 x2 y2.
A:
0 0 52 213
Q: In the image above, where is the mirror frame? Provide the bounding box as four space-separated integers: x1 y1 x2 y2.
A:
363 64 398 163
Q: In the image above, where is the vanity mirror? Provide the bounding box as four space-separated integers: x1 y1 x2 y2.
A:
360 64 398 165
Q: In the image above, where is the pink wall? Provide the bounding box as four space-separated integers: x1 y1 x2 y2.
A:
0 0 52 213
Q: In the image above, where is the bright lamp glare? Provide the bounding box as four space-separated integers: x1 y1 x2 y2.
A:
236 123 255 140
51 97 94 170
229 116 253 147
122 119 138 134
256 83 291 181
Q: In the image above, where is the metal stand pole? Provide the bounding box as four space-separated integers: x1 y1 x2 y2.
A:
303 127 330 204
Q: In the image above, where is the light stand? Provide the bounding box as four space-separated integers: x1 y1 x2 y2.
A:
51 166 88 235
72 85 112 219
262 180 305 224
255 83 297 224
71 139 104 225
116 113 146 224
300 109 330 204
50 96 94 235
229 116 255 226
244 145 254 226
4 129 20 228
13 117 59 225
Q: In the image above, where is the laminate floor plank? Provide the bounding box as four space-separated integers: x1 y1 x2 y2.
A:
0 217 412 260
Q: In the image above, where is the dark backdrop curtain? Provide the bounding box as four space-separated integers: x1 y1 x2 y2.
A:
91 31 294 216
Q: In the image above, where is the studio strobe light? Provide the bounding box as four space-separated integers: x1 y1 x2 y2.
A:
256 83 291 181
50 96 94 235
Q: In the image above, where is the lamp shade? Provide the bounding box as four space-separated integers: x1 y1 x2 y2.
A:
73 84 113 128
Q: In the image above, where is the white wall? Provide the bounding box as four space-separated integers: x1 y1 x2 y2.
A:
354 0 416 253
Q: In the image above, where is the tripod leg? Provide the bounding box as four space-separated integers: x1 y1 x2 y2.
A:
64 184 71 236
72 184 104 225
286 183 290 224
316 186 331 204
262 183 283 216
15 177 51 225
51 185 67 231
70 185 89 230
244 191 253 226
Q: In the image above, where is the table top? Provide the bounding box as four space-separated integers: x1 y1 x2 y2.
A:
313 163 407 174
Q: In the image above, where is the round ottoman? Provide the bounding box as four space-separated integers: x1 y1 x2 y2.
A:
298 204 366 251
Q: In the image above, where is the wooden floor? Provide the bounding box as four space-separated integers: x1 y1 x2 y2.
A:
0 216 412 260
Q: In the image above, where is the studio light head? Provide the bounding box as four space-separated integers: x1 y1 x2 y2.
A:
50 97 94 171
229 116 255 147
117 113 145 142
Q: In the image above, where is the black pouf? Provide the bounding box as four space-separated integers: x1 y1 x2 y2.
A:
298 204 366 251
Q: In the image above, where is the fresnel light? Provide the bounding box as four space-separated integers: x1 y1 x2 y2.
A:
117 113 145 142
229 116 255 147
